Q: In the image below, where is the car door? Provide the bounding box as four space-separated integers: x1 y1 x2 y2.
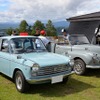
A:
0 39 11 76
55 37 71 55
55 44 72 55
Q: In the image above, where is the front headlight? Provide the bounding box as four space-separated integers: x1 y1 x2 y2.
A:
31 63 40 73
92 53 98 60
92 53 100 64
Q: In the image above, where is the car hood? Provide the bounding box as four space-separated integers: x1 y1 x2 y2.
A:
72 44 100 54
19 52 70 67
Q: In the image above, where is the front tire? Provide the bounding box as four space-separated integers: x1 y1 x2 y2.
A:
14 71 29 93
74 59 86 75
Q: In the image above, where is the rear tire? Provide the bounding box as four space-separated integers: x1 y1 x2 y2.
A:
14 71 29 93
74 59 86 75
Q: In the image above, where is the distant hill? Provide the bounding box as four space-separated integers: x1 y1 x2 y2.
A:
0 21 69 30
0 23 19 29
53 21 69 27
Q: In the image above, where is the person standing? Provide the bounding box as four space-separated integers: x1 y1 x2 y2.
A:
11 30 18 36
39 30 50 46
61 28 69 40
38 30 51 51
34 28 40 36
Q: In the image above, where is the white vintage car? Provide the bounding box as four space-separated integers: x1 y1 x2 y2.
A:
51 34 100 75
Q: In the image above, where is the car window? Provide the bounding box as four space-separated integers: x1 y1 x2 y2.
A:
1 39 9 52
69 35 90 45
10 37 46 54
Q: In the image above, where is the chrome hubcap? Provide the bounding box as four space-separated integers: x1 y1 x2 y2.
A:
74 62 83 73
16 75 22 90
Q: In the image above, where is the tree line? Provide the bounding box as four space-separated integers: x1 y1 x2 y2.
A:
6 20 57 36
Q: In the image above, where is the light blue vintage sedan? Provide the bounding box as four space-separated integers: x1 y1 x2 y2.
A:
0 36 74 93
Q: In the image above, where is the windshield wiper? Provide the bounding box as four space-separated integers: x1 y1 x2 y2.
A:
23 49 37 53
36 49 47 52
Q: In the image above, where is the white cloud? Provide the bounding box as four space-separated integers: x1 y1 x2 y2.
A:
0 0 100 23
76 0 100 15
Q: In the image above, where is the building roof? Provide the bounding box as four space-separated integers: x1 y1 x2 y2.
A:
67 11 100 22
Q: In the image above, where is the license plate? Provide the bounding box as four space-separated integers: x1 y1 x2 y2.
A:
51 75 63 84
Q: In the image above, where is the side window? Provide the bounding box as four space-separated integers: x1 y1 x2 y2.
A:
1 39 9 52
10 39 23 54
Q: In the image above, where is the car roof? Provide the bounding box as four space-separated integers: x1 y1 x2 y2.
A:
0 36 37 40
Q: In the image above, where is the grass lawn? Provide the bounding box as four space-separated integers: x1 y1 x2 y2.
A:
0 69 100 100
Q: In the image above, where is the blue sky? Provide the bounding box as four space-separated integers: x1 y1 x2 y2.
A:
0 0 11 11
0 0 100 23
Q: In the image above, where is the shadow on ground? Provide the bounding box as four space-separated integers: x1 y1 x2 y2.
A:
0 71 97 97
27 69 100 96
85 68 100 77
26 77 95 97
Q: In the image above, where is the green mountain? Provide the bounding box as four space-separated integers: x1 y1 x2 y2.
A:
0 21 69 29
0 23 19 29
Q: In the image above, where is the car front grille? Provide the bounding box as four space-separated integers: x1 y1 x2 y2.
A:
37 64 70 76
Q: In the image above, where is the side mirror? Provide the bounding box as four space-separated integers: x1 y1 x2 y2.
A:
17 55 27 62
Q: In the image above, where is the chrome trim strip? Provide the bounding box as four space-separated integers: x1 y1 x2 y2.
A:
87 65 100 68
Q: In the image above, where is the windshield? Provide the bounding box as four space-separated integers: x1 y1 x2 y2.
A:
69 35 90 45
10 37 47 54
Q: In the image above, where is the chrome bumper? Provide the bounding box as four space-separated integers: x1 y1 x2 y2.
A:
27 71 74 84
87 65 100 68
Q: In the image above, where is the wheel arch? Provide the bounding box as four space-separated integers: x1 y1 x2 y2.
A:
74 57 86 66
12 68 23 80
